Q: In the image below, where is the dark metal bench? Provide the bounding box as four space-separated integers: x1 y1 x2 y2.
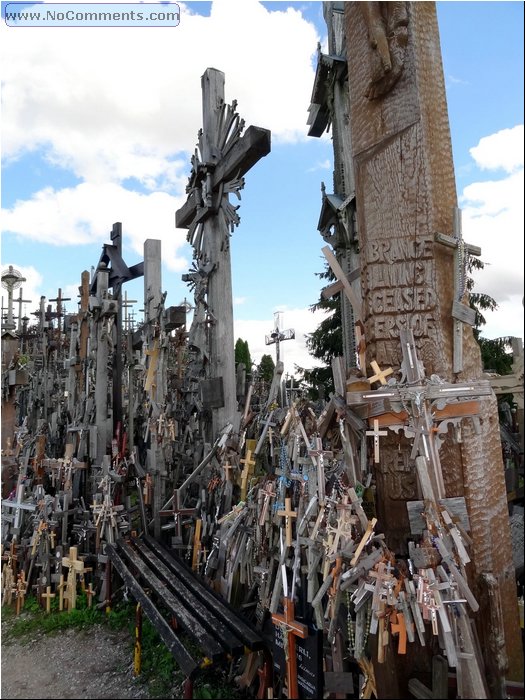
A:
106 535 271 697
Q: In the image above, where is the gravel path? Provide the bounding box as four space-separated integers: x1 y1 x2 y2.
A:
1 618 151 699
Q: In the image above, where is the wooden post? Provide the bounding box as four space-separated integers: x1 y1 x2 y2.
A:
94 261 112 461
134 602 142 677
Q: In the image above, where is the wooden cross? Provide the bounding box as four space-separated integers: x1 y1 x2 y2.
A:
390 611 407 654
16 287 32 333
277 497 297 547
347 331 492 501
222 461 234 482
158 489 197 540
435 207 481 373
367 360 393 386
176 69 270 436
271 597 308 700
321 245 362 322
239 449 256 501
144 340 160 394
366 419 388 463
258 480 276 526
191 519 202 572
326 510 355 555
41 585 56 613
14 571 27 615
85 582 95 608
57 573 66 611
49 288 71 324
308 436 332 506
62 546 88 611
2 479 36 537
350 518 377 566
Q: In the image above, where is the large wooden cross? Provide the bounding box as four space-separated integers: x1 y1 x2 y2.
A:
176 68 270 439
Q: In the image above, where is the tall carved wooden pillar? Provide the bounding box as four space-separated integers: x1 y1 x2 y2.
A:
345 0 522 684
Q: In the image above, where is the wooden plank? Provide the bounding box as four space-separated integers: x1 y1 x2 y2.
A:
324 671 354 694
431 655 449 699
408 678 433 699
116 540 225 660
106 545 199 679
321 245 362 322
144 536 264 651
452 301 476 326
406 496 470 534
133 539 244 656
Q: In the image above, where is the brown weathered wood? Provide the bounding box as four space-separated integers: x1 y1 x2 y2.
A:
144 535 264 651
176 126 270 229
116 540 224 660
105 544 199 679
133 538 244 655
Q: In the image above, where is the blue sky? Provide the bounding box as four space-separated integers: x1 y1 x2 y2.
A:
1 1 524 375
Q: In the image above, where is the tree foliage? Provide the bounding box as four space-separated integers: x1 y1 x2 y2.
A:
234 338 252 373
295 262 341 399
258 354 275 382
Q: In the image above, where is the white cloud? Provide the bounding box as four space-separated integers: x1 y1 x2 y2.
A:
2 182 191 272
469 125 524 174
460 126 524 340
1 0 319 187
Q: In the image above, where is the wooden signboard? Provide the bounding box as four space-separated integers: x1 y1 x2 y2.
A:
273 625 323 699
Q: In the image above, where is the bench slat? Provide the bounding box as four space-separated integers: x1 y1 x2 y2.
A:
117 540 225 661
106 545 199 679
133 538 245 656
145 535 265 651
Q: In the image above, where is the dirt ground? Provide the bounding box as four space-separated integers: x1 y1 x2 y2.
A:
1 617 152 699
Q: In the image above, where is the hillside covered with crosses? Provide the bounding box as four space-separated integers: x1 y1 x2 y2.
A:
1 3 523 700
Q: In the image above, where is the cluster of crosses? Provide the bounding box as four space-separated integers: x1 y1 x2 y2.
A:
1 34 515 696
